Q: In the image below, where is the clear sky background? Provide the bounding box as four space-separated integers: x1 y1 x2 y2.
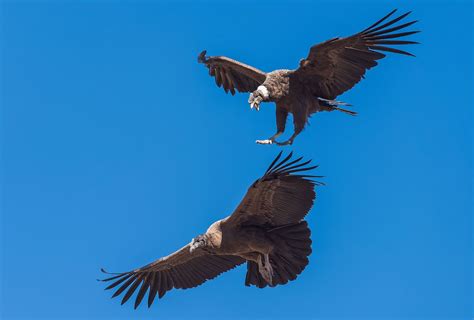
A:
1 1 472 319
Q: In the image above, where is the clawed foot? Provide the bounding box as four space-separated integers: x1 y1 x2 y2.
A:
255 139 293 146
275 140 293 146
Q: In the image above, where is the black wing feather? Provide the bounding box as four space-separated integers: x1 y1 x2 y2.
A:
100 251 244 309
294 10 420 99
226 152 322 227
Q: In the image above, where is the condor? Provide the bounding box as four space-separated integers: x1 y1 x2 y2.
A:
99 152 322 309
199 10 419 145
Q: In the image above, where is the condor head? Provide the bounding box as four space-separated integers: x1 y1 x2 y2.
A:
189 234 209 253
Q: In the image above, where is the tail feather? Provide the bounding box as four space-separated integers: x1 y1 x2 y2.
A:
333 106 358 116
318 97 357 116
245 261 267 288
245 221 312 288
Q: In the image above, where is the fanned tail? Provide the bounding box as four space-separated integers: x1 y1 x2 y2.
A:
245 221 312 288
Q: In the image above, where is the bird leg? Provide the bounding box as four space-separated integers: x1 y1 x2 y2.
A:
257 253 274 285
275 128 302 146
275 111 303 146
275 137 295 146
256 108 288 145
256 131 282 145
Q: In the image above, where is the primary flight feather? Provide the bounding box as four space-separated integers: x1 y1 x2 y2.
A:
99 152 323 308
198 9 419 145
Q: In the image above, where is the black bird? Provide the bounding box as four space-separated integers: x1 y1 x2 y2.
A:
99 152 322 309
198 9 419 145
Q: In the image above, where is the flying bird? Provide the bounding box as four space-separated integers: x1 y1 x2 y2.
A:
99 152 322 309
198 9 419 145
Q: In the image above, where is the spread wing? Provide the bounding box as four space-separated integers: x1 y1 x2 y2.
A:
224 152 323 228
198 50 267 95
293 9 419 99
99 243 244 309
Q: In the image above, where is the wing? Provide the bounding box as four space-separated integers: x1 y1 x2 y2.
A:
224 152 323 228
293 9 420 99
99 243 244 309
198 50 267 95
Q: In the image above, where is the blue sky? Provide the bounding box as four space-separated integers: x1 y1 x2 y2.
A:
1 1 472 319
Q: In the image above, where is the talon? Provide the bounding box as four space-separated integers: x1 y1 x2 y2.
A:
275 140 292 146
256 139 273 145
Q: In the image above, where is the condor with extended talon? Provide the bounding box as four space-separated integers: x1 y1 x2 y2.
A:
199 9 419 145
99 152 322 308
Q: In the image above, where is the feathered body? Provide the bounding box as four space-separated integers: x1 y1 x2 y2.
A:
262 70 291 101
198 9 419 145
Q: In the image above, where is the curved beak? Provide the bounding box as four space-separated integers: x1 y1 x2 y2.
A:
249 95 261 111
250 101 260 111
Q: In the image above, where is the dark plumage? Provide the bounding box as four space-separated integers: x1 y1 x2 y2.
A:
99 152 323 308
198 9 419 145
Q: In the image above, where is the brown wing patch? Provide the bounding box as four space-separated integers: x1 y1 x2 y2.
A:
294 10 419 99
100 252 244 308
226 152 323 227
199 52 267 94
